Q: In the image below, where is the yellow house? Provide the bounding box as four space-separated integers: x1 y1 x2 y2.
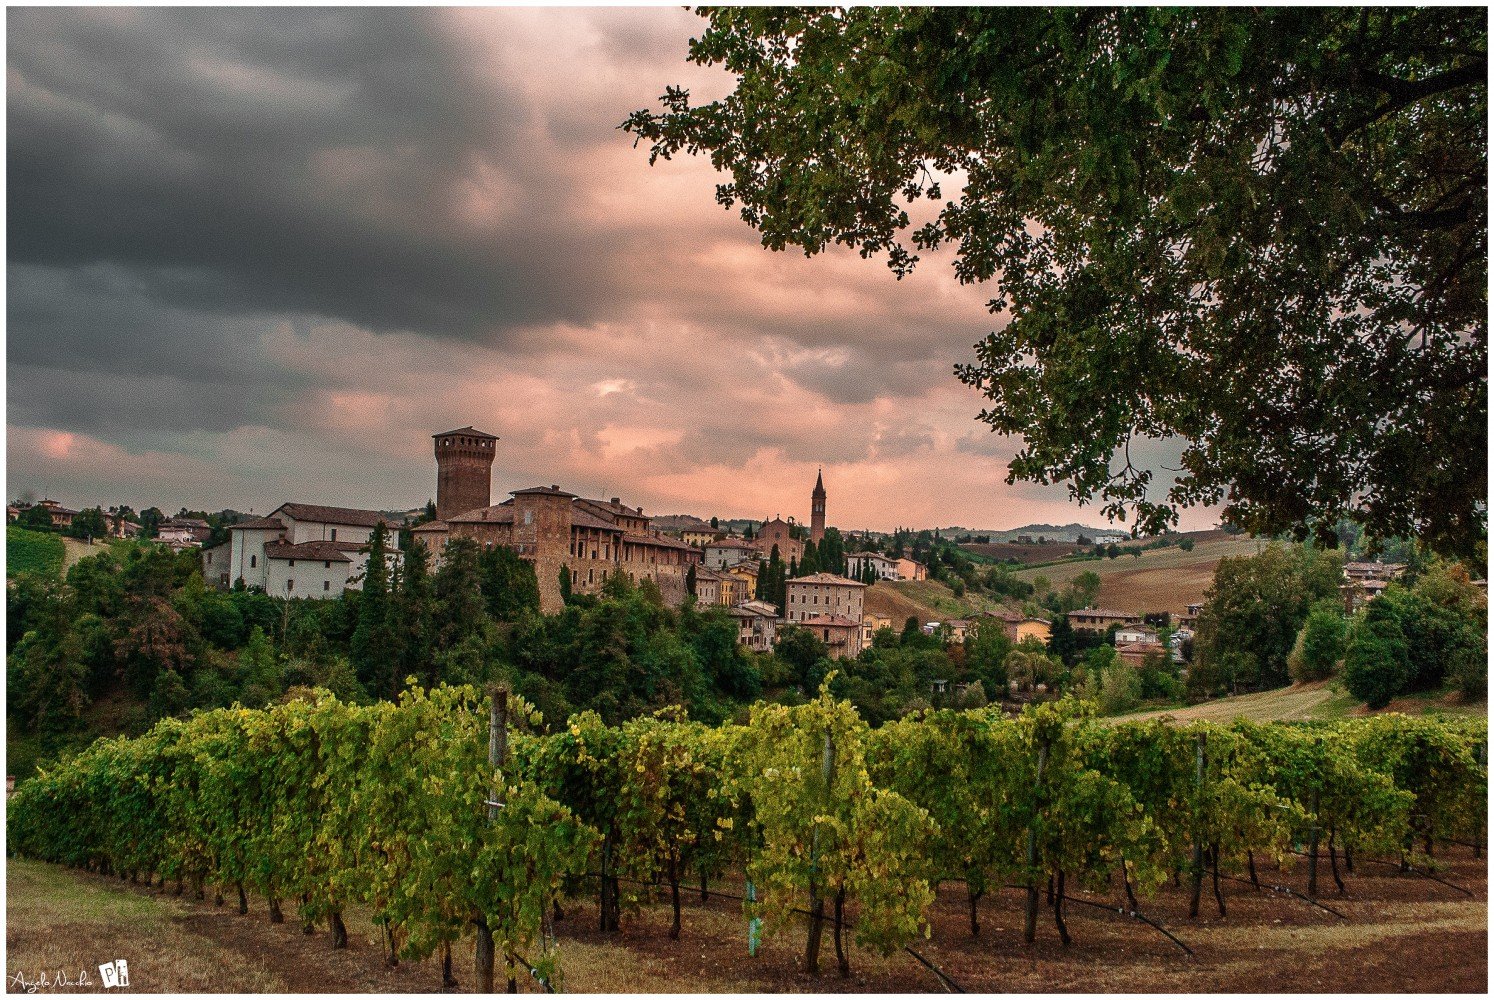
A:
727 560 759 598
861 611 895 645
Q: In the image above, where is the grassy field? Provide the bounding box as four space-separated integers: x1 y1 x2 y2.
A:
6 849 1486 992
1112 681 1487 725
1014 531 1268 615
6 525 66 578
863 577 1015 625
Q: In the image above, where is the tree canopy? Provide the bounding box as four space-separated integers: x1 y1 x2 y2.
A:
625 8 1487 559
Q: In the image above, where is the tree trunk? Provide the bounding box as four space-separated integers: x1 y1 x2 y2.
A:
967 885 983 936
302 894 315 935
553 899 564 923
1328 828 1346 895
701 872 709 903
215 887 224 907
1247 851 1260 889
1188 840 1204 919
1307 815 1321 900
442 941 458 990
1210 845 1225 916
268 895 285 924
1053 871 1071 946
805 891 826 976
1025 740 1049 944
1046 873 1055 907
383 920 400 968
175 876 185 896
833 887 850 977
330 910 348 949
475 916 495 993
237 882 248 915
1345 843 1355 872
668 854 682 941
506 954 518 994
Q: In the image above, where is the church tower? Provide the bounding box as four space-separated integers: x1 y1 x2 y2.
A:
433 426 498 520
810 468 826 544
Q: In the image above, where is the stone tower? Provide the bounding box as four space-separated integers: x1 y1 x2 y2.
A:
433 426 498 520
810 468 826 544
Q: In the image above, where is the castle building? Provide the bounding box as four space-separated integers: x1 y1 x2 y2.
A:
413 481 702 614
434 426 498 520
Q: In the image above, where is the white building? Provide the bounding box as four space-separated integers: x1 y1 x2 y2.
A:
206 502 401 598
704 540 760 570
846 551 899 581
1115 625 1161 645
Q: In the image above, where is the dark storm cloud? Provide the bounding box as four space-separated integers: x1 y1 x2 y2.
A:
7 6 615 339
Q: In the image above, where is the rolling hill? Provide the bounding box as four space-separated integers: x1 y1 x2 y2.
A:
1012 531 1268 615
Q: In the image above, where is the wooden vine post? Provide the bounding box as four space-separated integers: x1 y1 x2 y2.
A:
1023 738 1049 944
1307 789 1321 900
1188 732 1206 918
475 684 510 993
804 729 835 976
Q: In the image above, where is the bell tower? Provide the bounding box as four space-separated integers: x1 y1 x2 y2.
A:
433 426 498 520
810 468 826 544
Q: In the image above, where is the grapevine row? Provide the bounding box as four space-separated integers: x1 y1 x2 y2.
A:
8 683 1486 984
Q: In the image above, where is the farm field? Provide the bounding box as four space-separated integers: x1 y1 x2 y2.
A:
863 578 1012 625
958 540 1088 564
5 525 65 578
7 849 1486 993
1013 531 1267 615
1112 682 1487 726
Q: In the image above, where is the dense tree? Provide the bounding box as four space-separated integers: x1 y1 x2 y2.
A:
478 545 541 622
626 8 1487 559
1343 616 1412 710
18 505 53 531
1191 545 1343 694
1287 605 1348 682
349 524 400 699
67 506 108 540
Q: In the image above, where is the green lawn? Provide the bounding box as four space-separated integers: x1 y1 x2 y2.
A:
7 525 66 578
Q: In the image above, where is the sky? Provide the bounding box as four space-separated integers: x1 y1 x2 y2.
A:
7 6 1216 533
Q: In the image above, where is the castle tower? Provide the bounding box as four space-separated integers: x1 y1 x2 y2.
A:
810 468 826 544
433 426 498 520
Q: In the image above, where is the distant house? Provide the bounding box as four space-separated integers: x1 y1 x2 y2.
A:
213 502 402 598
1175 603 1205 629
1068 607 1143 632
1116 641 1169 667
861 611 895 646
942 619 972 643
802 614 864 660
28 499 78 529
846 551 899 581
680 527 719 547
158 517 212 550
729 600 781 652
726 559 760 596
1093 533 1128 545
693 566 723 605
1340 561 1406 613
704 540 759 570
981 610 1053 646
896 557 928 581
1114 626 1161 646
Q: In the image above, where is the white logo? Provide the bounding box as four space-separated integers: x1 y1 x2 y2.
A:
98 960 129 989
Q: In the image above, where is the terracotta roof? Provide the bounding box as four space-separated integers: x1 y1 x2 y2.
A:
624 532 697 551
786 572 867 588
571 508 623 532
433 426 498 440
264 540 354 563
448 505 516 525
802 614 862 628
739 600 780 616
1068 608 1138 619
273 502 392 528
511 485 576 498
574 497 647 520
707 540 758 551
232 516 287 531
411 520 450 533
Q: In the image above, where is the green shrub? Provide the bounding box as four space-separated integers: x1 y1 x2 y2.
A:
1343 617 1412 709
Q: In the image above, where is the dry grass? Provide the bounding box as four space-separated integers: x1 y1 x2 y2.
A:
5 859 284 993
1015 533 1267 614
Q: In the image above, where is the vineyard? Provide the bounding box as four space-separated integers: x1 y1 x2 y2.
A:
8 683 1487 992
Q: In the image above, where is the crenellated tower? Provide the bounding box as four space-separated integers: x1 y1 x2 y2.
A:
433 426 498 520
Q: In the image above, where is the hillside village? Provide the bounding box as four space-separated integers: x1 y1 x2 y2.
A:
11 423 1469 718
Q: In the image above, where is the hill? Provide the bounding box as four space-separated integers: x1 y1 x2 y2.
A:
1113 680 1486 725
863 578 1016 626
1013 530 1265 615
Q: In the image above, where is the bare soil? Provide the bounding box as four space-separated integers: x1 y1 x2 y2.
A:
8 845 1486 992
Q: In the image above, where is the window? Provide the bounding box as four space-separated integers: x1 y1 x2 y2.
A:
206 552 213 564
331 528 338 541
250 555 257 568
324 560 331 568
289 559 296 567
287 579 294 592
323 581 330 591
